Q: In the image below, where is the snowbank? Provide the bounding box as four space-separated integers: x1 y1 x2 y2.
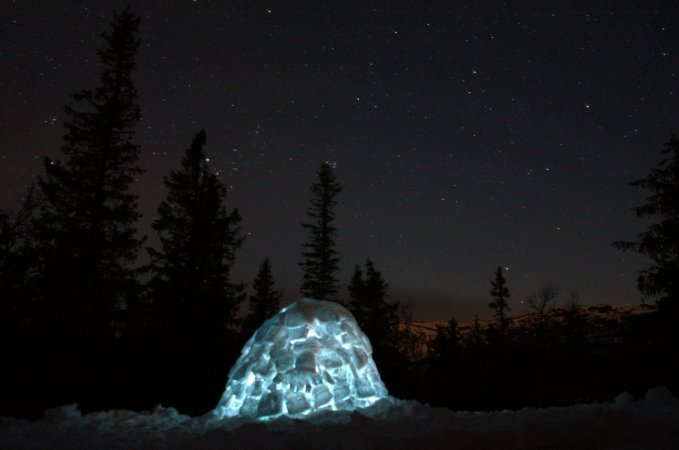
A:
2 387 678 449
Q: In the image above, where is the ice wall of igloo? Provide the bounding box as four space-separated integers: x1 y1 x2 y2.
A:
213 298 389 421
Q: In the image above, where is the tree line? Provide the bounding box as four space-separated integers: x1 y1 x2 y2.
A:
0 7 407 417
2 7 678 417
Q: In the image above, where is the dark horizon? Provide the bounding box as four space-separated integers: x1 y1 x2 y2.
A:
2 1 677 321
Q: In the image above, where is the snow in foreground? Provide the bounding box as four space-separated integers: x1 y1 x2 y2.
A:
1 387 678 449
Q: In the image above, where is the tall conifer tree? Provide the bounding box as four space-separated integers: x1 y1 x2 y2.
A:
242 257 282 338
300 163 342 300
347 258 400 353
1 187 43 416
35 7 143 343
148 130 244 413
348 264 367 323
428 316 460 363
347 258 408 394
149 130 244 339
0 186 40 340
614 134 679 315
489 266 510 332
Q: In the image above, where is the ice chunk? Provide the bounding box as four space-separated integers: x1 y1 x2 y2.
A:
285 392 310 415
333 384 351 401
312 384 333 407
357 383 376 399
295 351 317 372
213 298 389 420
352 347 369 368
256 392 282 417
273 353 295 372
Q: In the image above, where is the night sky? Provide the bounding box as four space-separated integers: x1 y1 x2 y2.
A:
2 1 678 321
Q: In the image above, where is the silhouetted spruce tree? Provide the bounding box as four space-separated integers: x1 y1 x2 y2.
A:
0 189 43 417
242 257 282 339
348 258 412 396
422 315 461 408
0 210 23 337
347 264 367 324
347 259 400 354
489 266 510 333
0 186 40 337
614 134 679 316
428 316 460 363
149 130 244 339
147 130 244 413
469 314 485 348
33 7 143 388
300 163 341 300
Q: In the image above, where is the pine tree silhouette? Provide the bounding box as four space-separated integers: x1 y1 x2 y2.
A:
614 134 679 316
428 316 460 362
347 264 367 324
347 258 400 355
0 186 44 416
489 266 510 332
149 130 244 338
300 163 342 300
347 258 411 397
34 5 143 349
148 129 244 413
0 185 40 334
469 314 485 349
26 6 144 410
242 257 282 339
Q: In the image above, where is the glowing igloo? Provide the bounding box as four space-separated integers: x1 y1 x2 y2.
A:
213 298 389 420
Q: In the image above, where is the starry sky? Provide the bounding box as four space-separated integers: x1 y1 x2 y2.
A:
2 1 678 321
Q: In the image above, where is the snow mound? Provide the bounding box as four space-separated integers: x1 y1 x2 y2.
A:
213 298 388 420
3 390 679 449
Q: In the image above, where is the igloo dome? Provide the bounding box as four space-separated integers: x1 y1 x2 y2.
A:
213 298 389 421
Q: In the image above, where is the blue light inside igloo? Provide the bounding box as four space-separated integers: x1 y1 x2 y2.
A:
213 298 388 421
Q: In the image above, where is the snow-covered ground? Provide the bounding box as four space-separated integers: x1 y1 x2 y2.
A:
2 387 678 449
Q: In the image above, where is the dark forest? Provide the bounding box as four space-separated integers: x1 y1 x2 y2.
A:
2 7 679 423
